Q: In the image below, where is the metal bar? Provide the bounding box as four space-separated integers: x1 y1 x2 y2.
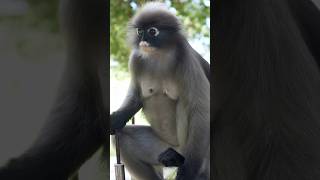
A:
114 164 125 180
114 115 136 180
114 131 125 180
115 131 121 164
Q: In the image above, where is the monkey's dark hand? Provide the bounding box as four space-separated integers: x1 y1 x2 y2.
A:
176 162 202 180
158 148 185 167
110 111 129 135
176 165 188 180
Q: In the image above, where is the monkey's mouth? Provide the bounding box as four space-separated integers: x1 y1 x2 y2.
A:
139 41 155 52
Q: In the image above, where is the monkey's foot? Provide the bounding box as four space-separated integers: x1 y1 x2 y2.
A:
158 148 185 167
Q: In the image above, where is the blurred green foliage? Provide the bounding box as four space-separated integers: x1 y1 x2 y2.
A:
111 0 210 70
0 0 60 32
110 0 134 70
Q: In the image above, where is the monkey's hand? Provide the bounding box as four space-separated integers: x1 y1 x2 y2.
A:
110 111 129 135
158 148 185 167
176 161 203 180
176 165 188 180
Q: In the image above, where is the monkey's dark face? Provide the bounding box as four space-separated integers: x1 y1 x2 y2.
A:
128 6 181 53
134 25 177 50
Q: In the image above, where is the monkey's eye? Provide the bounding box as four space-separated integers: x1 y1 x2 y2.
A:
136 28 144 36
147 27 159 37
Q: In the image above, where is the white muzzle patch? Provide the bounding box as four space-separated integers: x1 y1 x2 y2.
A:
139 41 150 47
139 41 156 55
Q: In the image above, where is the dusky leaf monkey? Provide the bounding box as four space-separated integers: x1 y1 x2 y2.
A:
110 2 210 180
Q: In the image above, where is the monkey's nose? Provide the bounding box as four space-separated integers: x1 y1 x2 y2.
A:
139 41 150 47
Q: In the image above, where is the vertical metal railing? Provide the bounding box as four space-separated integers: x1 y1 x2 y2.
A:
114 130 125 180
114 116 135 180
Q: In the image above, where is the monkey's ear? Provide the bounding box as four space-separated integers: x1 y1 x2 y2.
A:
158 148 185 167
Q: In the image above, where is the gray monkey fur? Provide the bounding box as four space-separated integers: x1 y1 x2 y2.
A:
111 2 210 180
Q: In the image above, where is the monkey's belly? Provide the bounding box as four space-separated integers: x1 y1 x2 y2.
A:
142 94 179 146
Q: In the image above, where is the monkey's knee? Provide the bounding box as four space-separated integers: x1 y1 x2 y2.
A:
110 126 144 158
111 130 163 180
110 129 129 150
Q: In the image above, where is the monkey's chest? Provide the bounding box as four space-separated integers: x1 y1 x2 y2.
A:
139 78 179 146
140 78 179 100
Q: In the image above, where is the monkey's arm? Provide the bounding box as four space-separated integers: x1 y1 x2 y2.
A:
176 54 210 179
110 81 143 133
110 51 143 133
193 49 210 81
176 109 210 180
185 40 210 81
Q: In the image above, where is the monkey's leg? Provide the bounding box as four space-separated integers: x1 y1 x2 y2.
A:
112 125 170 180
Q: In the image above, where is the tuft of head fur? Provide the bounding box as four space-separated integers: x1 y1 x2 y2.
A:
131 2 180 29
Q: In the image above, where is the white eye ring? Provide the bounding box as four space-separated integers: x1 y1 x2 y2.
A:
147 27 159 37
136 28 144 36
